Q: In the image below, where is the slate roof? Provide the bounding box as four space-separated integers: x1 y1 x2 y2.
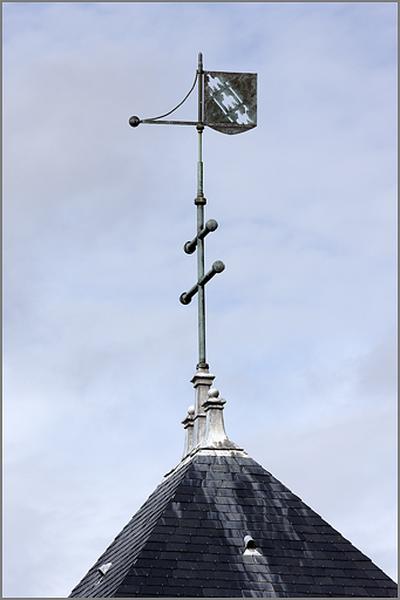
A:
69 452 397 597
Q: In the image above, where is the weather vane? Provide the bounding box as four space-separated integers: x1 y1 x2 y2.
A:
129 52 257 372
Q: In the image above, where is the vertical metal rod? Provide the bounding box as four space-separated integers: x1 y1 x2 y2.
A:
196 52 207 369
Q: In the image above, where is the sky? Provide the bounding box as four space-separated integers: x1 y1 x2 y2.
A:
3 1 397 597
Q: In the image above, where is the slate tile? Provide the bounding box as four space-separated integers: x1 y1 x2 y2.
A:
143 540 167 551
138 558 177 569
198 527 225 537
151 525 177 535
242 591 275 598
214 496 240 505
148 532 172 543
187 534 216 544
136 584 164 593
139 549 161 560
210 464 232 472
180 503 212 512
173 494 194 503
179 509 210 519
203 588 239 597
177 518 201 528
150 586 183 596
186 471 206 479
165 585 203 596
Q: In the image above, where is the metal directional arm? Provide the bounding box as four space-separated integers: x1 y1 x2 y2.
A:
180 261 225 306
184 219 218 255
130 118 198 127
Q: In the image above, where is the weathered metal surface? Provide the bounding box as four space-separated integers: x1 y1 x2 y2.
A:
199 219 218 238
203 388 227 445
141 118 198 126
131 117 254 129
184 219 219 254
191 367 215 448
199 260 225 285
181 405 195 457
179 261 225 305
196 54 207 368
203 387 241 450
204 71 257 134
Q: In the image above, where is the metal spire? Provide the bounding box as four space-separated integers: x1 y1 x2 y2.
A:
128 53 257 450
196 52 207 369
188 52 223 368
129 52 228 372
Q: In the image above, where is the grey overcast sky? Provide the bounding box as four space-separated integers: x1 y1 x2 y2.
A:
3 2 397 597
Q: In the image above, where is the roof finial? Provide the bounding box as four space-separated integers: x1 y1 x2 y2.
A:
128 53 257 447
181 405 195 457
178 52 225 371
203 388 241 450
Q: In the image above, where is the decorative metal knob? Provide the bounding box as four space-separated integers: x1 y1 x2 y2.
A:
212 260 225 274
129 115 141 128
204 219 218 234
179 292 191 305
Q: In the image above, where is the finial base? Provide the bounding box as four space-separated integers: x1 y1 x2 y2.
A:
191 367 215 448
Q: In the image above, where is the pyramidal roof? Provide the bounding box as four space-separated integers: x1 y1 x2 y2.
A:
70 369 397 598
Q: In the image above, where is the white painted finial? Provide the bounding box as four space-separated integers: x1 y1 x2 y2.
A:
203 388 235 448
181 405 195 457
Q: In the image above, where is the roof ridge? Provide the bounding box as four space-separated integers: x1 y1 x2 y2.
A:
69 460 193 598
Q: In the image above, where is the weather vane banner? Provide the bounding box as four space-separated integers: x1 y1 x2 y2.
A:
204 71 257 134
